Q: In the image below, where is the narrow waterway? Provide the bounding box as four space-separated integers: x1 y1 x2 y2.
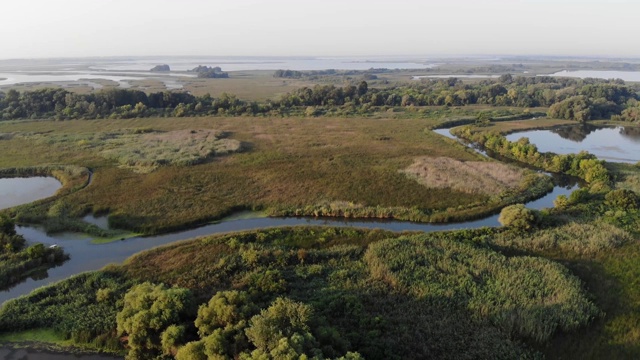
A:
0 127 581 358
0 180 577 305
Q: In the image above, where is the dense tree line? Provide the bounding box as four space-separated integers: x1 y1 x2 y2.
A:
189 66 229 78
0 75 638 121
273 68 391 79
452 127 611 185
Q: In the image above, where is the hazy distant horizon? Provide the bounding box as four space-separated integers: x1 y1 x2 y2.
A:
3 0 639 59
2 54 640 62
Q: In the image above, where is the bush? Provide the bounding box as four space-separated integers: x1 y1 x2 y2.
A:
498 204 539 231
605 189 639 210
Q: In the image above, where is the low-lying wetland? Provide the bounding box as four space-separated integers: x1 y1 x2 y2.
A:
0 114 639 359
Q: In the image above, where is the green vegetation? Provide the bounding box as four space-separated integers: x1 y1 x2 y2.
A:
22 128 242 173
452 126 611 184
498 204 540 231
0 214 67 290
1 71 640 360
189 66 229 79
1 75 638 120
0 227 602 359
273 69 393 80
0 116 526 234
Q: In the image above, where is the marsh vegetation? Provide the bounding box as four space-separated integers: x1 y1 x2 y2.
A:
0 66 640 359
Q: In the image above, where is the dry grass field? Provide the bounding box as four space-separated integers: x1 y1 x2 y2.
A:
402 156 528 196
0 116 490 232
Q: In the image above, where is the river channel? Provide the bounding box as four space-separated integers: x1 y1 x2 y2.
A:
0 128 582 358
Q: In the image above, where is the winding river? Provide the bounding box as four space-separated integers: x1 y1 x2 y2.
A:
0 128 582 359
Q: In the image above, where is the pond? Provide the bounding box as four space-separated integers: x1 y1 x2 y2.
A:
0 177 62 210
505 124 640 163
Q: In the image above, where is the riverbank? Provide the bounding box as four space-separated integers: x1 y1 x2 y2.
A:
0 329 123 359
1 177 572 305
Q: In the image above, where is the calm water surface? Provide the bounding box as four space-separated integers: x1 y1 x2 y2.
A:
0 181 575 358
0 177 61 210
506 125 640 163
0 179 576 306
0 131 576 358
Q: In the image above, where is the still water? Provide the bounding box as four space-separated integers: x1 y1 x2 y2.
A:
0 177 61 210
0 178 576 306
506 125 640 163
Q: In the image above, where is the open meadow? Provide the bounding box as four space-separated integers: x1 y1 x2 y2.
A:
0 115 505 233
1 66 640 359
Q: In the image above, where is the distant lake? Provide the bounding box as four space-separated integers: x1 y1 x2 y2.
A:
505 125 640 163
0 57 436 89
0 71 194 90
413 74 500 79
86 56 437 72
549 70 640 82
0 177 61 210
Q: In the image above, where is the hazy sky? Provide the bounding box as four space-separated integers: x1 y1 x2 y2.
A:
2 0 639 59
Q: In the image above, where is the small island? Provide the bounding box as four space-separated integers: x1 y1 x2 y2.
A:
189 65 229 78
150 64 170 72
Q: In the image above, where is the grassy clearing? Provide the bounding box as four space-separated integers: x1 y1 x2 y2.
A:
0 116 497 233
0 328 66 343
183 70 311 100
23 128 242 173
402 156 528 196
0 328 124 355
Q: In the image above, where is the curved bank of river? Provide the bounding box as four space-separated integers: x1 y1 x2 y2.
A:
0 181 577 360
0 180 577 305
0 127 580 359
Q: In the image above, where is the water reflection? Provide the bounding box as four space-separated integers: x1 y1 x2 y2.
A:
506 125 640 163
1 176 576 306
619 126 640 143
550 123 599 142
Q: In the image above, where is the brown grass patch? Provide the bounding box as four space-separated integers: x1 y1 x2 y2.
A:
403 157 526 196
